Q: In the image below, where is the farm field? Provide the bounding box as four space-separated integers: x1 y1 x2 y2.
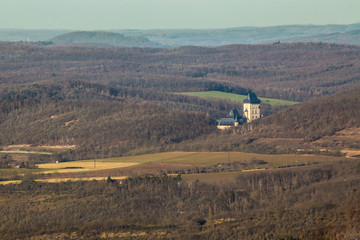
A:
0 151 347 184
37 161 139 174
38 151 343 169
179 91 299 105
32 152 346 182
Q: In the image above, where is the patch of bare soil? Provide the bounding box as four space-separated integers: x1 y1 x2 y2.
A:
312 127 360 150
39 145 76 149
2 144 31 150
341 149 360 158
252 138 306 149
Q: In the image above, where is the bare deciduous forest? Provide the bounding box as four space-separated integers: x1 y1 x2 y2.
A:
0 42 359 239
0 160 359 239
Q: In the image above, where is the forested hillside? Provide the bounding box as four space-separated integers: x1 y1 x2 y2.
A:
248 88 360 140
1 42 359 101
174 88 360 154
0 82 222 160
1 42 360 160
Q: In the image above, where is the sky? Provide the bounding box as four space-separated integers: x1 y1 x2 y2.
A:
0 0 359 30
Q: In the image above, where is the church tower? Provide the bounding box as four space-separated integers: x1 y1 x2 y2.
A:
243 92 261 122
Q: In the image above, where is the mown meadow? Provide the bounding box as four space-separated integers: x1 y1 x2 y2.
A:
179 91 299 106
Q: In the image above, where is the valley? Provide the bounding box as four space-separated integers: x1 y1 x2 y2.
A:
0 41 359 239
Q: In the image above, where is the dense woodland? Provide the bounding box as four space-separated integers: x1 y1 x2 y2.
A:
0 42 360 161
0 159 359 239
1 42 360 101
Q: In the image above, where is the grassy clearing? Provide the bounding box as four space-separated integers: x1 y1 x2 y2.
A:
179 91 298 105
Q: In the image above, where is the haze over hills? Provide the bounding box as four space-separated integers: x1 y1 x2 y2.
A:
116 23 360 46
1 23 360 46
281 29 360 45
0 29 69 42
49 31 164 47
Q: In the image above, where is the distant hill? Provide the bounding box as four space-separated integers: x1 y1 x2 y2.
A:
116 23 360 46
49 31 164 47
2 23 360 46
1 42 360 102
282 30 360 45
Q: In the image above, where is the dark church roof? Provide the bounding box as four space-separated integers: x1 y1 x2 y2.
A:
243 92 261 104
217 108 242 126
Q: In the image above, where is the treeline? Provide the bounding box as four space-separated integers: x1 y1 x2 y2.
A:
0 160 359 239
1 42 360 101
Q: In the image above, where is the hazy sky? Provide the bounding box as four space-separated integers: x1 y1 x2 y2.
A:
1 0 359 30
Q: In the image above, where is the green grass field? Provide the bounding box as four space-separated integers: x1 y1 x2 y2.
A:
179 91 298 105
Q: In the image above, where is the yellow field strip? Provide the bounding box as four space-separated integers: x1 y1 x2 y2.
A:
37 161 139 174
0 176 128 185
0 180 22 185
38 176 128 183
341 149 360 158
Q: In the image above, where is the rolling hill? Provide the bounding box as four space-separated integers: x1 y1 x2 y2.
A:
0 42 359 162
2 23 360 46
49 31 163 47
1 42 360 102
282 29 360 45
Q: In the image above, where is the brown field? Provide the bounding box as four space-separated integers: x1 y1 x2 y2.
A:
0 151 348 184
